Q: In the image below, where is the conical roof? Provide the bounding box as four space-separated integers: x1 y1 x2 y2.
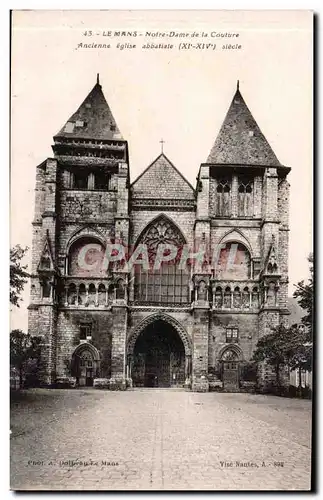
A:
55 78 122 141
207 85 281 166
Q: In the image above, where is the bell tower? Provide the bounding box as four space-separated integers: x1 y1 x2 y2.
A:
28 76 130 386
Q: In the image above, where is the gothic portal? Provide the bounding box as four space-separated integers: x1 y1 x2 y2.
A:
28 77 291 392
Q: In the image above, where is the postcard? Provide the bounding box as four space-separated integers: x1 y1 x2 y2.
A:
10 10 313 491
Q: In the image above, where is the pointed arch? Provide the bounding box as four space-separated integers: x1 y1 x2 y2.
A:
218 344 244 361
134 213 187 250
71 342 101 387
217 229 253 257
66 225 108 255
127 313 192 356
66 226 110 277
132 215 190 305
213 230 253 280
72 342 101 361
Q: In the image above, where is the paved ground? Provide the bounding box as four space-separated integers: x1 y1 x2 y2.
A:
10 388 312 491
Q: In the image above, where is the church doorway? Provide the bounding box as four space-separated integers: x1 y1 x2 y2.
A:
131 320 186 388
221 348 240 392
71 344 100 387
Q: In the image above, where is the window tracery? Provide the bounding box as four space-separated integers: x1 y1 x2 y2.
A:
134 217 189 305
222 348 239 361
238 176 253 216
216 178 231 216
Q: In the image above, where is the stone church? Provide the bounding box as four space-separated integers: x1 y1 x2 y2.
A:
28 76 291 392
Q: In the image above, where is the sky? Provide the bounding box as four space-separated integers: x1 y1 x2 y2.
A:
10 10 313 331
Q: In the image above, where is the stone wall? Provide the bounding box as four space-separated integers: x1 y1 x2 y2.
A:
59 190 117 222
208 313 259 368
56 310 113 378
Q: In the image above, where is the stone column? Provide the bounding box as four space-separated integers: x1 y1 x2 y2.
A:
35 305 57 386
109 304 127 390
231 174 238 217
192 308 209 392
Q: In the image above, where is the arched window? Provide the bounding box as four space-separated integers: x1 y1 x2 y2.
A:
238 176 253 217
78 283 86 305
133 217 189 305
252 287 259 308
223 287 231 309
216 178 231 216
108 284 114 303
68 283 77 305
267 262 278 274
79 350 93 367
197 280 208 301
214 287 223 308
222 348 239 361
98 284 106 306
233 287 241 308
215 241 251 280
67 237 105 277
242 287 250 309
88 283 96 306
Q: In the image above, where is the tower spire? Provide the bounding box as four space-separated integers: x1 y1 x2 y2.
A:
54 79 123 141
206 83 281 166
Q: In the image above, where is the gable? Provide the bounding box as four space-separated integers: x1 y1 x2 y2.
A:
38 231 55 272
131 154 195 200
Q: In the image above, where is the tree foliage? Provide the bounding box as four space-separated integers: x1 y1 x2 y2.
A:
10 329 41 387
10 245 29 307
293 253 313 338
252 323 312 386
252 324 292 385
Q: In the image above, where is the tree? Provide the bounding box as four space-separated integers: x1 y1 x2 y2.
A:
287 323 312 391
293 253 314 387
10 245 29 307
253 322 312 392
293 253 313 338
10 330 41 388
252 324 295 387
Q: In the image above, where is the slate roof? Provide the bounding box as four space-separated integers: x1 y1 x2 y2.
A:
207 85 281 166
131 153 195 199
55 78 122 141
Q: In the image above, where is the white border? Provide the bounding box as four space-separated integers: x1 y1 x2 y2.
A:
4 3 319 499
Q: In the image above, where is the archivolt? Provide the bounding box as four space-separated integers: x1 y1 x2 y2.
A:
218 343 244 361
72 342 101 361
127 313 192 355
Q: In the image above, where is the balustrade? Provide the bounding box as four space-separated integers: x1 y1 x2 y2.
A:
211 281 260 311
62 278 126 308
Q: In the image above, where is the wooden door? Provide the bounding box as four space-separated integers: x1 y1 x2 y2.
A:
223 361 239 392
145 349 170 387
85 368 93 387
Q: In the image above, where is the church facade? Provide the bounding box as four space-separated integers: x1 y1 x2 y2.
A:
28 77 291 392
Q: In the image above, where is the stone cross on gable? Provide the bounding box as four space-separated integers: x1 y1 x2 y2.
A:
159 138 165 154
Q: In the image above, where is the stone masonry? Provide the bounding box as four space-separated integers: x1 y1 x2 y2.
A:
28 77 291 392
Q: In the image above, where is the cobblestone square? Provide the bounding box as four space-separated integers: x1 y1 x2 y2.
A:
10 389 312 491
